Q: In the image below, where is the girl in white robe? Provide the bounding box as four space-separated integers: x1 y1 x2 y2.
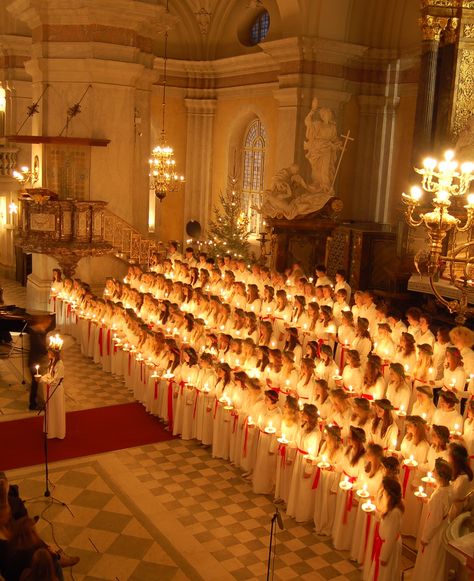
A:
340 349 364 395
334 310 356 370
399 415 430 537
370 399 398 451
411 458 452 581
240 380 267 476
176 349 200 440
385 363 411 413
286 405 321 522
252 390 282 494
448 442 474 521
193 354 217 442
313 425 344 535
274 396 299 505
331 425 366 551
366 476 403 581
350 443 384 564
212 363 235 460
40 347 66 440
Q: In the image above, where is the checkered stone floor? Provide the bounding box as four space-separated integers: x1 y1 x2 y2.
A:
115 440 362 581
9 458 197 581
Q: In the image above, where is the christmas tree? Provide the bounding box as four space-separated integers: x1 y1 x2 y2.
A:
206 174 251 260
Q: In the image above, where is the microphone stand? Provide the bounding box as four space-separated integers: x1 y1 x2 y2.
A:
266 505 284 581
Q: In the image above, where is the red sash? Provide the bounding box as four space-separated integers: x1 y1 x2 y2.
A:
364 513 372 554
193 389 200 419
107 330 111 356
402 464 414 498
339 345 346 370
88 320 91 339
278 444 287 469
232 412 239 434
243 418 251 457
342 472 357 524
371 522 389 581
312 467 321 489
154 379 159 400
98 328 103 356
167 379 174 430
128 353 132 376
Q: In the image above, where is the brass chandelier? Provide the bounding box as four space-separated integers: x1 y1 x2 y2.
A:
149 0 184 202
402 149 474 323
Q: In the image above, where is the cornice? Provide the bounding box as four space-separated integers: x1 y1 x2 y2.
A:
6 0 178 39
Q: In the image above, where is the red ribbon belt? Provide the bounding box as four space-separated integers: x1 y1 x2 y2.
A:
193 389 200 419
88 320 91 340
243 418 250 457
107 330 111 356
99 328 103 357
278 444 287 469
339 346 346 370
167 379 174 430
312 467 321 489
128 353 132 376
342 472 357 524
364 513 372 554
402 464 414 498
232 412 239 433
371 522 384 581
362 393 374 401
154 379 159 400
213 398 219 419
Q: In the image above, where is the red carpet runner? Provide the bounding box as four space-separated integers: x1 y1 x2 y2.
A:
0 403 174 471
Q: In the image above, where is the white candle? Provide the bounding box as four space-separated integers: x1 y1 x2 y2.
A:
35 364 40 376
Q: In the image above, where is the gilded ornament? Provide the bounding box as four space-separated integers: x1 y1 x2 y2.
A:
443 17 459 43
453 50 474 135
463 23 474 38
418 15 449 41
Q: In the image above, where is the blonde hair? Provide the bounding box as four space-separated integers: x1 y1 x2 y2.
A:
449 326 474 349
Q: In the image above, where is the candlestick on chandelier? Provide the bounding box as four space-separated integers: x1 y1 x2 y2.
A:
148 0 185 202
402 149 474 324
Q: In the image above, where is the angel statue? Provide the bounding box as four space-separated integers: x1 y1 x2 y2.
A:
304 98 342 194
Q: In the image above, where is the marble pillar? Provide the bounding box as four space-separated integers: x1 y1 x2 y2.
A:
183 97 216 237
412 14 448 161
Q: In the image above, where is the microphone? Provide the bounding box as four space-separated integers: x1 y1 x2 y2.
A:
273 504 284 530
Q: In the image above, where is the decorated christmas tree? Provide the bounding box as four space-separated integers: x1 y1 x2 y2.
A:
206 174 251 260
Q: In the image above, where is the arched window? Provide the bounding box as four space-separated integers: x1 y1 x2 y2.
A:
242 118 266 236
249 10 270 45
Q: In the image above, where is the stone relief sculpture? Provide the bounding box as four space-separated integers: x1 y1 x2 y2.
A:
455 114 474 161
260 97 348 221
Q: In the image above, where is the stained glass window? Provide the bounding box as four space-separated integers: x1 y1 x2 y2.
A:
249 11 270 46
242 118 266 235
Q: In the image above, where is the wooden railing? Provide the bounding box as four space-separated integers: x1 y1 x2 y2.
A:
102 209 165 269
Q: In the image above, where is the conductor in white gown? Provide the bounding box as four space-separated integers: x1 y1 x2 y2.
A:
40 344 66 440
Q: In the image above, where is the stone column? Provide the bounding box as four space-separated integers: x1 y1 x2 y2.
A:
412 14 448 161
183 97 216 236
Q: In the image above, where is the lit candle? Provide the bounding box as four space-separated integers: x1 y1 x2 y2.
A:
415 485 427 498
34 364 40 377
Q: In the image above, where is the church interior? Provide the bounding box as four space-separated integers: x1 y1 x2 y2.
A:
0 0 473 580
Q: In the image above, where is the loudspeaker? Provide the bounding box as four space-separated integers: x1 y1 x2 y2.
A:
186 220 202 238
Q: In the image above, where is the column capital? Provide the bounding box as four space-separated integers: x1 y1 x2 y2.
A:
418 14 449 41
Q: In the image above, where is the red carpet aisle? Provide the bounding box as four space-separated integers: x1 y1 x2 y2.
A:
0 403 174 470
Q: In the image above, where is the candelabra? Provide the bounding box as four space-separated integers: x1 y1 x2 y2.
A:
402 150 474 323
12 155 40 190
148 0 184 202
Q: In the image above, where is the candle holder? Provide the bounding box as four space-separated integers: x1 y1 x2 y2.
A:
317 457 331 470
414 486 427 498
403 457 418 468
356 485 370 499
277 435 289 445
163 372 175 379
339 477 353 491
421 472 436 485
247 416 255 428
361 501 376 513
265 425 277 434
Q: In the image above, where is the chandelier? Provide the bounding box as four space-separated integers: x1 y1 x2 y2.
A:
149 0 184 202
402 149 474 323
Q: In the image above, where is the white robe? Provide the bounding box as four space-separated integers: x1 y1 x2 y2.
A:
313 445 343 535
41 360 66 440
367 507 402 581
286 428 321 522
411 486 451 581
252 407 282 494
